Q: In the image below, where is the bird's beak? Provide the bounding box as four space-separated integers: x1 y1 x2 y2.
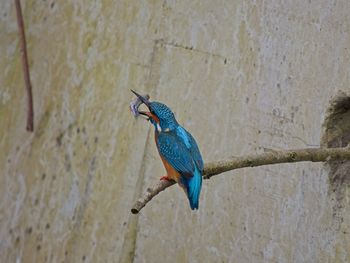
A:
131 89 151 108
139 111 152 120
130 89 152 120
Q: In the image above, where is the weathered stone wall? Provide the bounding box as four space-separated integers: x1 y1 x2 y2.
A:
0 1 349 262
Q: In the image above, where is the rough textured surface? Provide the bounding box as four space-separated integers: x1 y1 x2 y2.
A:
321 92 350 262
0 1 349 262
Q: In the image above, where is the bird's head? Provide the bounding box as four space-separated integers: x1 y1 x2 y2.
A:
131 90 178 132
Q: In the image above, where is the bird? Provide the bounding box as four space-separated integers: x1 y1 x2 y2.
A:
131 90 203 210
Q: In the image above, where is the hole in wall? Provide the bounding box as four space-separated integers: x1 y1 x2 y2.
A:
321 91 350 185
321 91 350 228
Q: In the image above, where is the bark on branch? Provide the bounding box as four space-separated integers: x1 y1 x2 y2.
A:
131 146 350 214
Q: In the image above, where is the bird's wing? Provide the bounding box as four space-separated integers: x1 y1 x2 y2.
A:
157 131 195 178
175 126 204 172
184 130 204 172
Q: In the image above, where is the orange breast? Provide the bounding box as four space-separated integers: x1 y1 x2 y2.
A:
160 155 181 182
155 132 181 183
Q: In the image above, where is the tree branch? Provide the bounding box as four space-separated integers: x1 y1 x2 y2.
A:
131 146 350 214
15 0 34 132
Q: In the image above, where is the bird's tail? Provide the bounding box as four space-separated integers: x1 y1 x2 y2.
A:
181 167 202 210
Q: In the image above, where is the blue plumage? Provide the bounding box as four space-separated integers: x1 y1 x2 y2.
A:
179 127 204 172
148 101 203 210
157 131 195 177
180 167 202 209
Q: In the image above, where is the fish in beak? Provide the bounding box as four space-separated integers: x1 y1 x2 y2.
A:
130 89 153 120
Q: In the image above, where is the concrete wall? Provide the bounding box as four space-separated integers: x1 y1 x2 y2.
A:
0 1 349 262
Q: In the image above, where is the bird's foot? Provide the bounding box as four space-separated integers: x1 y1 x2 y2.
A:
160 175 171 181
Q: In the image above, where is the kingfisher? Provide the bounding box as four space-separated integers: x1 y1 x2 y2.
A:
131 90 203 210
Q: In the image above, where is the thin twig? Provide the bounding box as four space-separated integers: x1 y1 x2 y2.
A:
15 0 34 132
131 146 350 214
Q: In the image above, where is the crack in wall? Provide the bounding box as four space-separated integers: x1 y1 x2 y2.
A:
159 39 228 61
119 35 165 263
118 128 151 263
74 156 97 230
